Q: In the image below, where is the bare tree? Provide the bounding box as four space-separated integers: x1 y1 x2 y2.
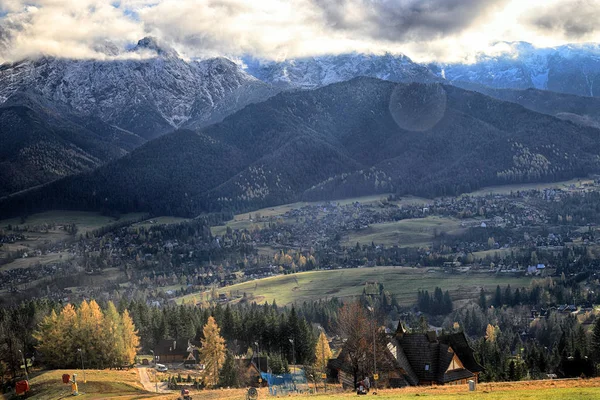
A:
336 301 371 389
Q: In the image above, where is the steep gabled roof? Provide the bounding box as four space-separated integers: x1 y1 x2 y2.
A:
388 338 419 385
154 338 199 357
235 357 269 373
395 330 482 384
438 332 484 373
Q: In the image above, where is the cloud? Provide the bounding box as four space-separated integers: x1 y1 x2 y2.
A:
0 0 599 64
314 0 509 42
523 0 600 39
0 0 144 62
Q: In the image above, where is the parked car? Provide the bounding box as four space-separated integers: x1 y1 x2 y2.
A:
156 364 168 372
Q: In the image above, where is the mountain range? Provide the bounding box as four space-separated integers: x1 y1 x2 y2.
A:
2 39 600 211
431 42 600 98
3 78 600 218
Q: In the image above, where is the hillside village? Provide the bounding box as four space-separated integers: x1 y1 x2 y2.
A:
2 181 600 307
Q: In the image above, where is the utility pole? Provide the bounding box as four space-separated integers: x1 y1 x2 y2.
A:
77 348 86 384
288 338 295 373
255 341 262 386
18 350 28 381
367 306 377 393
150 350 158 393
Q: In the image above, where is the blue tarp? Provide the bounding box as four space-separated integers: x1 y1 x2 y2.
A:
261 369 309 396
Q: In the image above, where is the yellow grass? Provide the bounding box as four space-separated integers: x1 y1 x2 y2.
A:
126 378 600 400
5 369 159 400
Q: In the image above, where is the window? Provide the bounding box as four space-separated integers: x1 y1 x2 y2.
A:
424 364 430 371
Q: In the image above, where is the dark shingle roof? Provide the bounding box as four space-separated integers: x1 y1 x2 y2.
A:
397 331 483 384
438 332 484 373
154 338 197 357
235 357 269 373
397 333 440 382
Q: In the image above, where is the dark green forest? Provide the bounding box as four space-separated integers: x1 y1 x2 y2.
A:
2 79 600 218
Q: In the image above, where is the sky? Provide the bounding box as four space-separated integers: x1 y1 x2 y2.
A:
0 0 599 64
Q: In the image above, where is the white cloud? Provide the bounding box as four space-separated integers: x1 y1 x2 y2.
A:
1 0 599 64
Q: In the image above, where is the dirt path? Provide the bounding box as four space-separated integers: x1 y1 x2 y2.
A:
137 367 170 393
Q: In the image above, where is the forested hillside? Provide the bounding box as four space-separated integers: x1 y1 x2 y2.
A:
3 78 600 218
0 93 145 198
451 82 600 129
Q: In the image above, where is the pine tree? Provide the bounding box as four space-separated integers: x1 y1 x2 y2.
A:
443 290 453 314
314 331 333 374
508 360 517 381
513 288 521 306
479 288 487 309
592 317 600 362
493 285 502 308
504 285 512 307
200 316 226 387
33 310 62 368
218 351 238 388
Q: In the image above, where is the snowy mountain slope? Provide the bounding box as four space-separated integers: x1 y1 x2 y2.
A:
433 42 600 97
243 52 439 88
0 37 275 140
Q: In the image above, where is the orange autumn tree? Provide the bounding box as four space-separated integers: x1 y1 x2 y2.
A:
200 316 226 387
34 301 140 368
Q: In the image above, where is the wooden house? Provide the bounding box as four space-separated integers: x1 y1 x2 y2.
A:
154 339 200 364
329 323 483 388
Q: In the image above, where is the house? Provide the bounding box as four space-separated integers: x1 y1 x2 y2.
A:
328 326 417 390
328 323 483 388
154 339 200 364
389 325 483 386
526 265 538 275
234 357 269 387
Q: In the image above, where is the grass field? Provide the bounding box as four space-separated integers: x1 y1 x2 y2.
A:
0 211 147 236
6 369 157 400
210 194 433 236
132 216 190 229
0 211 146 269
343 216 465 248
6 372 600 400
131 378 600 400
177 266 532 306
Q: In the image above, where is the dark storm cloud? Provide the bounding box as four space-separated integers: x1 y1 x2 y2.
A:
525 0 600 39
314 0 509 42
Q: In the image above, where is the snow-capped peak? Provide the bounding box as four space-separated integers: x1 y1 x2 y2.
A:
133 36 179 58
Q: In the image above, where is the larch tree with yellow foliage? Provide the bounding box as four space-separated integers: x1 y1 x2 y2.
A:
200 316 226 387
120 309 140 365
34 301 140 369
314 331 333 374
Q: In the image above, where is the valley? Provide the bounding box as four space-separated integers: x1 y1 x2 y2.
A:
2 22 600 396
2 176 598 307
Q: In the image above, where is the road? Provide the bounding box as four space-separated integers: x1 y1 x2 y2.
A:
138 366 170 393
